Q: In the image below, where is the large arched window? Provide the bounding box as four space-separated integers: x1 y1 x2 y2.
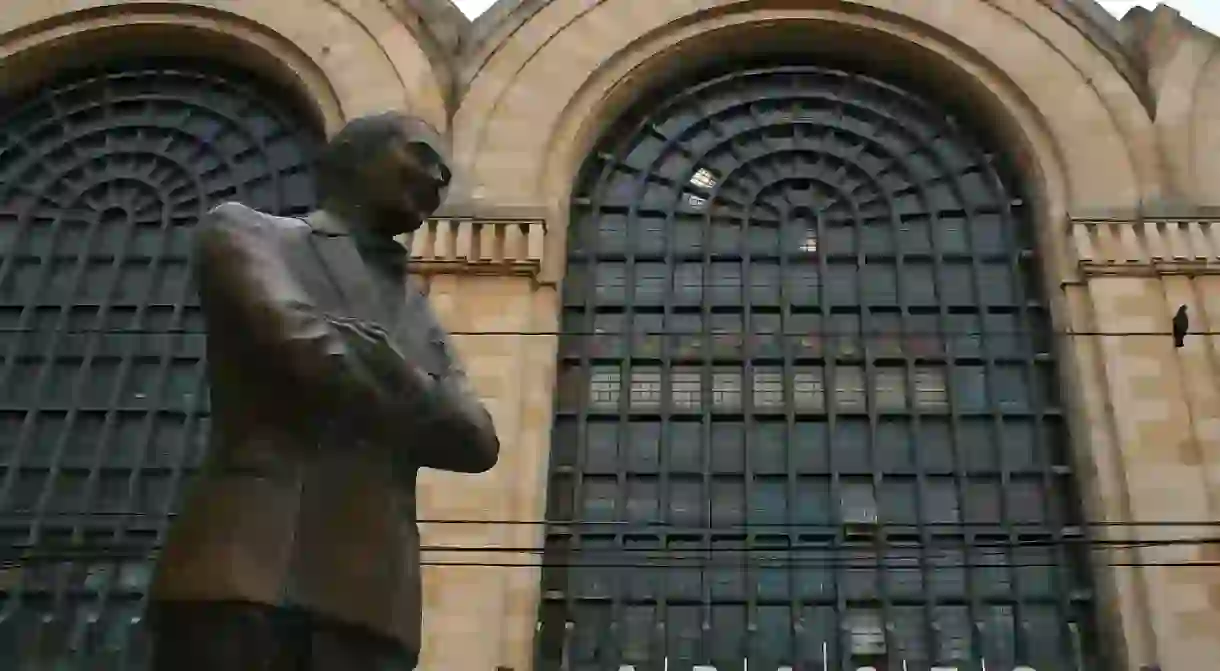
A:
541 63 1095 671
0 59 322 664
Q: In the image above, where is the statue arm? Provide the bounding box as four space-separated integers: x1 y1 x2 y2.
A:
194 206 417 426
408 365 500 474
332 323 499 473
196 205 499 471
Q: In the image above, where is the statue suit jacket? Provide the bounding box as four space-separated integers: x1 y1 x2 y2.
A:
149 202 500 663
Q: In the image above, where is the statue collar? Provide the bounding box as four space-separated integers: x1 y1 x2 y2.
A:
303 209 353 237
304 210 407 247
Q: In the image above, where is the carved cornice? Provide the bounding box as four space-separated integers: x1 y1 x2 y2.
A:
1071 217 1220 276
401 216 546 277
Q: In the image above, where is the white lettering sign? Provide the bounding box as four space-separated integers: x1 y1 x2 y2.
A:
609 661 1036 671
614 665 1037 671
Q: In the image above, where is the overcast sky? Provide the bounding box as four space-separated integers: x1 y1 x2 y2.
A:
450 0 1220 35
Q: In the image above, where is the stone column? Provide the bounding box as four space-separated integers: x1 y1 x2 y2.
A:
403 215 557 671
1067 217 1220 669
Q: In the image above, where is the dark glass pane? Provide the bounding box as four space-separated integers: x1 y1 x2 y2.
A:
669 476 703 527
624 427 663 473
0 56 321 668
545 62 1089 671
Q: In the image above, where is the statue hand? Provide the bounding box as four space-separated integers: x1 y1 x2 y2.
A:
332 317 438 399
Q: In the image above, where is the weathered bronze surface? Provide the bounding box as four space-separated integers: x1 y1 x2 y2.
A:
147 112 500 670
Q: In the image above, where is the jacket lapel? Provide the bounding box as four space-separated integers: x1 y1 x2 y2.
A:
391 279 424 344
393 279 453 379
304 213 390 325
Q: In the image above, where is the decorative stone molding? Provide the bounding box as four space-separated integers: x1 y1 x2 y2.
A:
1071 217 1220 276
401 216 547 277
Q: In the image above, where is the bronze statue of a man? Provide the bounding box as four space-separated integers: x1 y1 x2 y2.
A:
147 112 500 670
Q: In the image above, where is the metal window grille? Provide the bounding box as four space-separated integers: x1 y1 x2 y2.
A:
0 59 322 667
543 62 1096 671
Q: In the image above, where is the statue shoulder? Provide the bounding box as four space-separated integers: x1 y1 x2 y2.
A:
199 202 309 242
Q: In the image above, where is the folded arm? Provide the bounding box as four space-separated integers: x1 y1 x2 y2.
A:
339 314 500 473
195 205 417 437
195 204 498 473
408 347 501 474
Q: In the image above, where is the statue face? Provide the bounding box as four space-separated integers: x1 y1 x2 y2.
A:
363 118 451 232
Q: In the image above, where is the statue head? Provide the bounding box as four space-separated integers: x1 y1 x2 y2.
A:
314 111 451 236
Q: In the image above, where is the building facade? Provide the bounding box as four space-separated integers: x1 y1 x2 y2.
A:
1 1 1220 670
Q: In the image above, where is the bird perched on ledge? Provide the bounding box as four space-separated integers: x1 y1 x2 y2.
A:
1173 305 1189 349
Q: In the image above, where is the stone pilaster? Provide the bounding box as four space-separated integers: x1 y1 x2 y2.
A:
1067 217 1220 668
406 214 556 671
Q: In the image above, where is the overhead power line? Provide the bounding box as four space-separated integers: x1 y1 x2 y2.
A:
9 513 1220 528
2 556 1219 571
0 328 1214 337
6 535 1220 553
1 534 1218 570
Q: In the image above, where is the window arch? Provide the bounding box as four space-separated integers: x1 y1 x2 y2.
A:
541 63 1095 671
0 58 322 665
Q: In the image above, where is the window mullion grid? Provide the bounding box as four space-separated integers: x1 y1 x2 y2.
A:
144 170 240 620
847 176 896 669
552 187 604 664
52 297 136 653
789 71 827 671
233 95 287 216
918 145 989 668
996 162 1082 664
696 150 718 666
93 120 235 640
879 173 939 664
738 160 759 668
123 352 196 668
812 206 847 671
777 141 800 670
549 63 1092 671
12 181 119 628
0 94 60 447
0 66 327 663
0 203 89 599
952 151 1014 668
65 196 167 654
145 362 205 594
613 181 646 666
657 154 684 667
548 293 585 668
581 184 612 669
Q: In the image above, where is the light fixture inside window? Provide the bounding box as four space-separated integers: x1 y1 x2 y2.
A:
841 484 879 526
800 230 818 252
687 194 708 209
846 609 887 655
913 367 949 408
690 168 717 189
